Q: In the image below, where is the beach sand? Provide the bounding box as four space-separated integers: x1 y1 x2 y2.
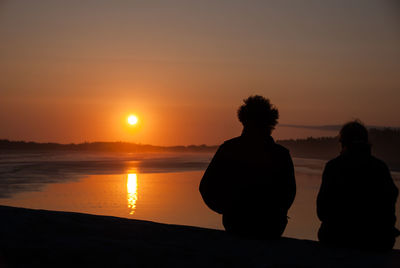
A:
1 205 399 267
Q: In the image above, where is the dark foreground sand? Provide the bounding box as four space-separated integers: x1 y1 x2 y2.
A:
0 206 399 268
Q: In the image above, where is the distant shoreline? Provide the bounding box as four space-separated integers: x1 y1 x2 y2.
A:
0 139 219 153
1 127 399 170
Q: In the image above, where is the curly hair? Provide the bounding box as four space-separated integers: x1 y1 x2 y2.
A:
237 95 279 131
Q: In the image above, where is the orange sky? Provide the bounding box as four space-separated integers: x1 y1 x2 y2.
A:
1 1 399 145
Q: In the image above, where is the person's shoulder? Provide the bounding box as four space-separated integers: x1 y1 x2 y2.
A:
221 136 242 147
272 142 290 155
215 136 244 155
214 137 242 153
324 155 343 169
370 155 390 171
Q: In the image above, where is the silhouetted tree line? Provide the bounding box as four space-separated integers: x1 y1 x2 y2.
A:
278 137 339 160
1 128 399 169
277 128 400 171
0 140 218 153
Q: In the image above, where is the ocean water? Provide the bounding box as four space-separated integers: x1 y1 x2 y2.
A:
0 152 399 248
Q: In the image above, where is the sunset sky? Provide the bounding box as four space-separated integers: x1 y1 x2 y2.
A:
1 0 399 145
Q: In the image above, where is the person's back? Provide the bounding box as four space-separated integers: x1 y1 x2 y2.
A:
317 121 399 251
199 96 296 239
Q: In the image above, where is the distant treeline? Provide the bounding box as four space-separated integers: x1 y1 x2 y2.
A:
0 140 218 153
278 128 400 171
1 128 399 169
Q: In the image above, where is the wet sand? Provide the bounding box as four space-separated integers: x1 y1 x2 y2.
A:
1 205 399 268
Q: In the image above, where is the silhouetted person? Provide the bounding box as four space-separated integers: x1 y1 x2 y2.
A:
317 121 399 251
199 95 296 239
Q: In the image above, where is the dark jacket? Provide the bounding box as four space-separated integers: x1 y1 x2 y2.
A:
317 145 399 250
199 133 296 236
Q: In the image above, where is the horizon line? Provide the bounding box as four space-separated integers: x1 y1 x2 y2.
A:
280 124 400 131
1 125 398 147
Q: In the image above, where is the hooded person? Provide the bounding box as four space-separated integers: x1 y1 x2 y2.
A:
317 120 399 251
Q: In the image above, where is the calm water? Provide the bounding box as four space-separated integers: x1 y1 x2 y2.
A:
0 152 399 248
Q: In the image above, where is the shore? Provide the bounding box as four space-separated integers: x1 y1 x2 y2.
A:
0 206 399 267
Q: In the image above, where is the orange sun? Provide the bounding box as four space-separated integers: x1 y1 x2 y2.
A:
127 115 138 125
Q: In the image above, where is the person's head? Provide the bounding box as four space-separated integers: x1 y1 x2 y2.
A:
339 120 369 149
237 95 279 135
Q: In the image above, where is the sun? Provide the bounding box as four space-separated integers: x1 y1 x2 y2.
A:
127 115 138 125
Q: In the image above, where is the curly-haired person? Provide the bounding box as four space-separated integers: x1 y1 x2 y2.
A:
200 95 296 239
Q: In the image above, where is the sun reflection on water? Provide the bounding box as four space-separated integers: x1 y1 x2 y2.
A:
127 173 138 215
